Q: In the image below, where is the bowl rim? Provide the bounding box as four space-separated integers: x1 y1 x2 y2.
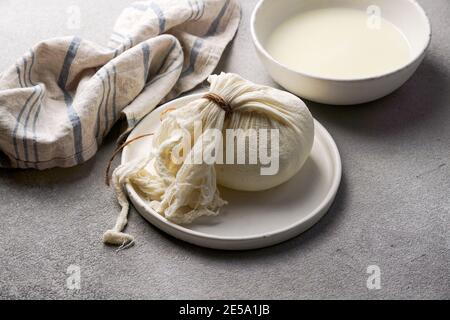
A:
250 0 432 83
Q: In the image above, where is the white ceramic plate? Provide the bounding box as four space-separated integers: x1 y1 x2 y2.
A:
122 93 342 250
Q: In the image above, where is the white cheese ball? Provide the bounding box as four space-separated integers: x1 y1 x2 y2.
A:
215 86 314 191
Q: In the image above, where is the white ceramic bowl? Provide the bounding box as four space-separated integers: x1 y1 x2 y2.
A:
251 0 432 105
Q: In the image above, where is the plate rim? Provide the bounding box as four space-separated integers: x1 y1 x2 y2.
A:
122 93 342 246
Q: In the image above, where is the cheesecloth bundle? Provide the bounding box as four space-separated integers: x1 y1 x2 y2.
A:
104 73 314 245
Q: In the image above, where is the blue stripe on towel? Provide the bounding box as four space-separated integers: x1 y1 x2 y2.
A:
196 0 205 20
58 38 79 88
180 38 203 78
142 42 151 82
31 92 43 164
112 64 118 119
180 0 230 79
15 64 24 88
205 0 230 36
21 50 40 166
132 2 166 33
27 49 36 86
112 34 133 58
186 0 204 22
22 57 28 86
127 35 134 49
57 37 84 164
12 88 37 161
149 2 166 34
155 40 176 75
146 43 181 87
95 73 106 139
13 62 26 164
22 86 43 165
102 70 112 138
187 0 196 21
27 49 43 165
12 51 40 166
113 47 119 59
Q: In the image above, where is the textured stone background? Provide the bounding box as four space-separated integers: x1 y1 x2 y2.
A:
0 0 448 299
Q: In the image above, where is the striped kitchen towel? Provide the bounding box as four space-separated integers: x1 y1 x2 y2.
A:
0 0 240 169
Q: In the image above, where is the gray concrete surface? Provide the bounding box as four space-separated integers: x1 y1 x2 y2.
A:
0 0 448 299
